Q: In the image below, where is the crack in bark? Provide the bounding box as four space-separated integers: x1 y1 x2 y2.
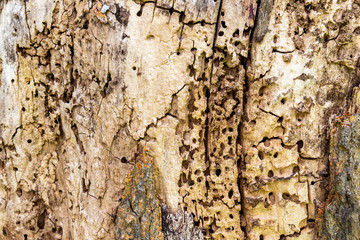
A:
136 84 187 142
134 0 216 26
272 49 295 54
22 0 32 41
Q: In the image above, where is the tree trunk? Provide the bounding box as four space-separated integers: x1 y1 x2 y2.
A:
0 0 359 239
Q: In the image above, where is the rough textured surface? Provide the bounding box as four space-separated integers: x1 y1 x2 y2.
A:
242 0 360 239
161 204 203 240
116 147 163 240
320 114 360 240
0 0 360 239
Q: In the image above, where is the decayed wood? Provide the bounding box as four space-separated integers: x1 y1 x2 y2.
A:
0 0 360 239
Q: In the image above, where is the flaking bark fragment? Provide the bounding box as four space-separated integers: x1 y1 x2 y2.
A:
116 147 163 240
253 0 274 42
321 114 360 239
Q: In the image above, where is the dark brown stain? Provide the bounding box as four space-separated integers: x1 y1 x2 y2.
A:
115 4 130 26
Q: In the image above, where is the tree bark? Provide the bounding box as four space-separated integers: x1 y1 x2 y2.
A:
0 0 360 239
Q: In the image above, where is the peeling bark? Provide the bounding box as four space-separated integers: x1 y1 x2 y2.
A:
320 114 360 240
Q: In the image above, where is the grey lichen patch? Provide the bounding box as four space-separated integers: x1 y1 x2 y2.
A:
161 204 203 240
116 147 163 240
321 114 360 240
253 0 274 42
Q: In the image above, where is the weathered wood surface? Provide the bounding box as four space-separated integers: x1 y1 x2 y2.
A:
0 0 359 239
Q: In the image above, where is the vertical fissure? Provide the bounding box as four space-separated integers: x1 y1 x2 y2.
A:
22 0 32 41
211 0 224 52
206 0 224 155
204 0 223 201
55 117 73 240
238 57 250 238
237 0 262 237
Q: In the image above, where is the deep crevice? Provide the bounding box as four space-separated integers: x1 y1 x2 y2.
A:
237 0 262 237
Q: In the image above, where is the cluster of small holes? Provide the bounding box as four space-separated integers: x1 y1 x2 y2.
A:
178 83 208 189
218 12 225 37
206 50 244 238
242 74 316 238
179 49 244 238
